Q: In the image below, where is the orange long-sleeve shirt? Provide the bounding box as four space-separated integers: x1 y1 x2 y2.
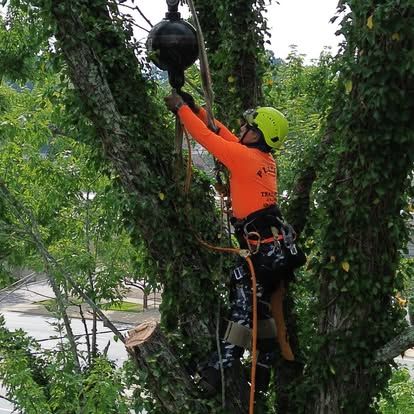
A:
178 105 277 220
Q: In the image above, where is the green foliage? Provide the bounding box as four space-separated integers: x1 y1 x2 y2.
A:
0 3 51 81
0 316 52 413
378 369 414 414
80 358 129 414
0 316 133 413
37 299 144 312
263 46 337 199
0 77 135 307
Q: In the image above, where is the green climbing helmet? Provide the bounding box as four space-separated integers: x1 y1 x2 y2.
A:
243 107 288 150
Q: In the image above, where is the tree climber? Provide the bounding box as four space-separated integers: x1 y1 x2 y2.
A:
164 92 306 396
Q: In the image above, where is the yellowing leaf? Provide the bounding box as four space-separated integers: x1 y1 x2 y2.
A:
267 79 273 86
391 32 400 41
367 15 374 29
345 80 353 94
396 297 407 307
395 292 407 307
159 192 165 200
228 76 236 83
341 261 350 272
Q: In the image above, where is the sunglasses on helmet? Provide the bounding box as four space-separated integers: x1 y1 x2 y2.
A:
242 109 258 127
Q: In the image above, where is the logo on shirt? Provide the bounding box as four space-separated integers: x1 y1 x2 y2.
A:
256 166 275 178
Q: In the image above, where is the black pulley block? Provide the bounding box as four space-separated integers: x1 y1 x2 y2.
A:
146 8 199 90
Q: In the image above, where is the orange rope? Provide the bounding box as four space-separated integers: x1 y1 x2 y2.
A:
245 255 257 414
196 237 258 414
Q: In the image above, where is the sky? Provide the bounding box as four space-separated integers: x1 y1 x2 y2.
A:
0 1 343 62
129 0 343 62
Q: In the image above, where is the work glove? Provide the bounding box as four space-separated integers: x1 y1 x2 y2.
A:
164 94 185 114
180 91 200 114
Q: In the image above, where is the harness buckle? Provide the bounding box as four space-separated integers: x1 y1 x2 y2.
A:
233 266 245 281
223 320 252 349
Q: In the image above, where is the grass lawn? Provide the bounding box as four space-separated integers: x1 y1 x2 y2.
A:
36 299 143 313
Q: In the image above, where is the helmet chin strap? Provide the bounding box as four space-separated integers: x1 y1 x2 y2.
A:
239 127 271 153
239 128 250 144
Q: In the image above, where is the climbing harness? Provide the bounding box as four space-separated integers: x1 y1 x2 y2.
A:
196 204 306 411
232 205 307 272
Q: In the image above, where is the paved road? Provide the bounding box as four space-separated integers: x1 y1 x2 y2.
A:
1 311 130 362
0 385 13 413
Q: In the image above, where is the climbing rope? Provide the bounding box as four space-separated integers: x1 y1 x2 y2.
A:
186 0 230 209
186 0 217 132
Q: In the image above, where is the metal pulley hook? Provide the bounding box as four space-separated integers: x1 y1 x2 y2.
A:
166 0 179 8
166 0 180 20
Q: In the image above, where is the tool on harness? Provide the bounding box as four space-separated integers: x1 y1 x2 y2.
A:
232 205 306 271
146 0 199 90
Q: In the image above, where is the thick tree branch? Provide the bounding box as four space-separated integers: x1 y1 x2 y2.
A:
375 325 414 362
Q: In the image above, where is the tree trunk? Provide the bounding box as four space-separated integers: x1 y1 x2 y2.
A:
308 2 414 412
46 0 251 410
